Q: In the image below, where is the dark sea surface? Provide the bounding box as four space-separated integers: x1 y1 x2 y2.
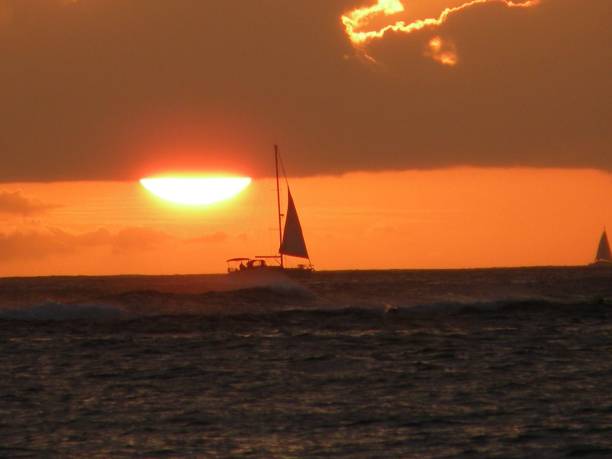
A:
1 267 611 458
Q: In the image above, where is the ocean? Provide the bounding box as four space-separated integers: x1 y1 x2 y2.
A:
1 267 611 458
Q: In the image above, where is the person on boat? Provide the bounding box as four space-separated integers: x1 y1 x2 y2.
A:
239 262 246 271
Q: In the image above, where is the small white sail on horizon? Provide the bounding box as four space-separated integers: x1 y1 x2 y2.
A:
595 229 611 262
279 190 309 259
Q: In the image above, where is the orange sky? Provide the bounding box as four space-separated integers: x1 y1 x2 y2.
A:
0 168 609 276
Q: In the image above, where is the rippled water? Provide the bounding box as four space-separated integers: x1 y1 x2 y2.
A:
1 268 611 457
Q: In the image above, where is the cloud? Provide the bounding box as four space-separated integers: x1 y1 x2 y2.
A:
0 191 59 215
0 0 609 181
342 0 540 49
186 232 228 244
0 227 173 260
111 227 171 254
425 36 458 66
0 230 74 261
0 225 235 260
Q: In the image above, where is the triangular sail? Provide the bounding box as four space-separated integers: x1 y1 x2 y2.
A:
279 190 309 259
596 230 611 261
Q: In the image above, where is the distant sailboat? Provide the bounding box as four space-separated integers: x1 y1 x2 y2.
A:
590 229 612 267
226 145 313 274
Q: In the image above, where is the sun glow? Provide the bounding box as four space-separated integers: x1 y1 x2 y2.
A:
140 177 251 205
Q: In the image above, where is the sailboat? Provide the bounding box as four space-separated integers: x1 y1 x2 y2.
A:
590 229 612 267
226 145 314 274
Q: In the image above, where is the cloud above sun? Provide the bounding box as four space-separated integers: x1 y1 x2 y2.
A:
0 0 609 181
341 0 539 65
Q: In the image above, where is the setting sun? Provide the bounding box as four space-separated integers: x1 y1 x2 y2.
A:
140 177 251 205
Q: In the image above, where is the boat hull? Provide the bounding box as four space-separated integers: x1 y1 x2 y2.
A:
228 266 314 280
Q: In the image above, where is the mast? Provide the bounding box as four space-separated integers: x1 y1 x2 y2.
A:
274 145 284 268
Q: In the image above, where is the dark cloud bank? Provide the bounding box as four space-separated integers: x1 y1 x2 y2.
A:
0 0 609 181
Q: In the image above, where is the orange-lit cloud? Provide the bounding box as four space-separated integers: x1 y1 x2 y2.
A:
0 191 59 216
0 226 174 261
111 227 172 254
0 225 235 263
187 232 228 244
426 36 458 66
342 0 539 45
342 0 539 64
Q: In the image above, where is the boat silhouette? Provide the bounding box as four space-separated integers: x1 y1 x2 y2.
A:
590 229 612 267
226 145 313 275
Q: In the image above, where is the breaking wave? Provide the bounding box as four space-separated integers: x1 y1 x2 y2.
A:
0 268 609 321
0 292 609 322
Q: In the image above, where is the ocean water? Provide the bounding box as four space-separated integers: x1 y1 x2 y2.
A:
0 267 611 458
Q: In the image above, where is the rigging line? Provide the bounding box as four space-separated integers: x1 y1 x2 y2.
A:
277 148 291 192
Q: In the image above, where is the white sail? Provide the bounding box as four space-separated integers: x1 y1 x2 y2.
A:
596 230 611 261
279 190 309 259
